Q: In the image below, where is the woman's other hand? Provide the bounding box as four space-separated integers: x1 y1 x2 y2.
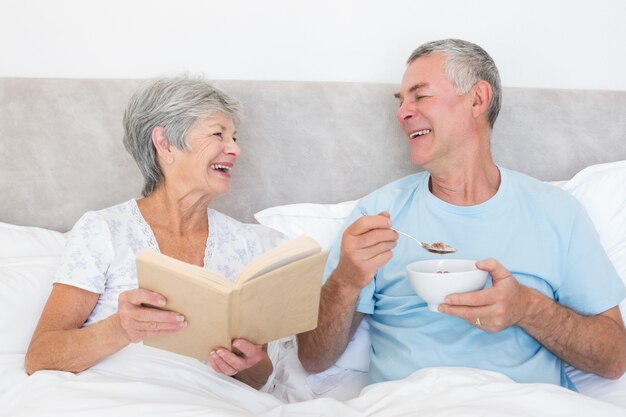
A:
208 339 273 389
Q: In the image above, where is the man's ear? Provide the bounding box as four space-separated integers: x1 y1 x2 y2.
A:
471 80 493 120
151 126 174 165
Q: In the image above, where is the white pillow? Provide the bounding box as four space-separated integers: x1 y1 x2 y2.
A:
0 223 65 354
561 160 626 288
0 257 60 354
0 222 66 259
254 200 357 250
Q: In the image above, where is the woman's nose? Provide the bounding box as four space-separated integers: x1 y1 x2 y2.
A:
225 138 240 157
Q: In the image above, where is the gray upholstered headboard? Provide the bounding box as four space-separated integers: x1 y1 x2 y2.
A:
1 78 625 232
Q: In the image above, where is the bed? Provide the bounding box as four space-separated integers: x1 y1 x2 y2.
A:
1 78 626 416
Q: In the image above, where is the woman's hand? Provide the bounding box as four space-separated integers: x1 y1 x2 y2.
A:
208 339 273 389
117 288 187 342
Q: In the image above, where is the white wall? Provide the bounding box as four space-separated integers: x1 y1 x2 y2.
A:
1 0 624 90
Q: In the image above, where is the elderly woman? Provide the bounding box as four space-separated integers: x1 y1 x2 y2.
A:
24 77 284 390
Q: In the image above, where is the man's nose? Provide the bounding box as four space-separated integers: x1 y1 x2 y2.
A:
396 101 415 122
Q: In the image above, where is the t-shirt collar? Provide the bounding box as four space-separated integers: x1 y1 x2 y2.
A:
421 166 508 215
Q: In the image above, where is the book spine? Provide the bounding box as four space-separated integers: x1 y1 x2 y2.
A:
229 289 240 351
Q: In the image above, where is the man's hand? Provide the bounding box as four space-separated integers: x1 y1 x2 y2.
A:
438 258 529 331
439 258 626 378
334 211 398 291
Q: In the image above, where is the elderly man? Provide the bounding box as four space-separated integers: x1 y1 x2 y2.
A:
297 39 626 389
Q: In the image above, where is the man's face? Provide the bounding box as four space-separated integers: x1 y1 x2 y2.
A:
395 54 474 170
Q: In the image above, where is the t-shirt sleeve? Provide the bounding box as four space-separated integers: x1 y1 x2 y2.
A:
53 211 114 294
557 205 626 315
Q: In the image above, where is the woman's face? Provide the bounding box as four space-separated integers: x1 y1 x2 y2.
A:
169 112 240 199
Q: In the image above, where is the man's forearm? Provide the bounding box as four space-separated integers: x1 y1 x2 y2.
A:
297 273 364 373
521 288 626 379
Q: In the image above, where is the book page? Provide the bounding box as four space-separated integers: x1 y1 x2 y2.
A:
136 249 232 290
236 235 321 285
235 251 327 344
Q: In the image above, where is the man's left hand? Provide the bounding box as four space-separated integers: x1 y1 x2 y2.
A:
438 258 530 332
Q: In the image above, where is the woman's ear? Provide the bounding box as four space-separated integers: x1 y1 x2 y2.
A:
471 80 493 120
151 126 174 165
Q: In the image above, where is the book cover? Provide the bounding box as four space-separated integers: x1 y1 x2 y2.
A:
137 236 326 361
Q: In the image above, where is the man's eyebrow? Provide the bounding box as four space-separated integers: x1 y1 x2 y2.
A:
393 83 428 99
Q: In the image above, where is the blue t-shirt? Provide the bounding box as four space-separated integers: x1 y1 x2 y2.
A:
323 167 625 389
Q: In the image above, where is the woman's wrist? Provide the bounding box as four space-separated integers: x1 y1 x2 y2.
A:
233 352 273 390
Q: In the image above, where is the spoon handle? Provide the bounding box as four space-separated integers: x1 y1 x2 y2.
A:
389 227 426 248
359 207 456 254
360 208 426 247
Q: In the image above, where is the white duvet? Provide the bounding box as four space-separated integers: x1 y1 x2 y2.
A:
1 344 625 417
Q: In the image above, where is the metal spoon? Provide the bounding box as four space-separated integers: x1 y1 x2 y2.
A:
359 208 457 254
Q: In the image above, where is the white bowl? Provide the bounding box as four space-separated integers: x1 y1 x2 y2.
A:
406 259 489 312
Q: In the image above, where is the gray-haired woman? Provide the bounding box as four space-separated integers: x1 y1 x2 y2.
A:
25 77 283 390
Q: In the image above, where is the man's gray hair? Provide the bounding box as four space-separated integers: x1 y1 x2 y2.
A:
123 76 241 197
407 39 502 128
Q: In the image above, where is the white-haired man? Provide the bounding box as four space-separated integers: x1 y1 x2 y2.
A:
297 39 626 389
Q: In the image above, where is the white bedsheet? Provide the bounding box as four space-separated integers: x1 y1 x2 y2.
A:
2 344 624 417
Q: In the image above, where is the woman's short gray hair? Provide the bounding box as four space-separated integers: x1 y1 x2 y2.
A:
407 39 502 128
123 76 241 196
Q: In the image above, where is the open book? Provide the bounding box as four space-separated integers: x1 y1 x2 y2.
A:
137 235 327 361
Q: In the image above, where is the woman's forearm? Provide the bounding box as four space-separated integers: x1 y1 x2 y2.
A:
25 314 130 374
